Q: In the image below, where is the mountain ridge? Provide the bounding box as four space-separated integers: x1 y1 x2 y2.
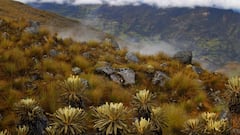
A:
28 3 240 72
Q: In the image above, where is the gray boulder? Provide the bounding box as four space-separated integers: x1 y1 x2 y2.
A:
72 67 82 75
110 74 124 84
49 49 58 57
173 51 192 64
95 66 115 76
125 52 139 63
24 21 40 34
117 68 136 85
152 71 170 86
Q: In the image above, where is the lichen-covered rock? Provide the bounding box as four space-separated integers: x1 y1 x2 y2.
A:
117 68 135 85
173 51 192 64
125 52 139 63
152 71 170 86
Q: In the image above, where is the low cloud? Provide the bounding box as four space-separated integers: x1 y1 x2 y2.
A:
15 0 240 10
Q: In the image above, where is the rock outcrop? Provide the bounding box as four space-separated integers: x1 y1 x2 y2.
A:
173 51 192 64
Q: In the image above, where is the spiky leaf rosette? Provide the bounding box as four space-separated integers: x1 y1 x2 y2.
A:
14 98 47 135
133 117 152 135
151 107 167 134
132 89 156 119
14 98 38 120
204 119 228 134
50 106 86 135
60 75 87 108
16 125 29 135
182 119 202 135
182 112 229 135
201 112 218 122
226 76 240 113
0 130 10 135
91 102 130 135
45 126 56 135
226 76 240 93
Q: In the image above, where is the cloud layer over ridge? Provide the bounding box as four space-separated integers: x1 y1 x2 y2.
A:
14 0 240 10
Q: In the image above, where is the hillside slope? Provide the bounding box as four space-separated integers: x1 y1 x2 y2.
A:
0 17 228 135
0 0 106 41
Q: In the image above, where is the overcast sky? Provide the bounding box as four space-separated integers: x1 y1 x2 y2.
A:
15 0 240 10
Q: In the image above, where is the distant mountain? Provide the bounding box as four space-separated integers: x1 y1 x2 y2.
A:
29 3 240 71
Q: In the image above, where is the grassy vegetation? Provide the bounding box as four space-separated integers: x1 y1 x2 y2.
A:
0 18 230 134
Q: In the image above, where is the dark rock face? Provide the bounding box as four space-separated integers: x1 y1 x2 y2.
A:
152 71 170 86
72 67 81 75
173 51 192 64
24 21 40 34
125 52 139 63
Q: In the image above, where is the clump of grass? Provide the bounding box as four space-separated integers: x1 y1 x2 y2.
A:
41 58 71 75
165 72 203 100
39 82 59 113
162 104 188 134
72 55 91 71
